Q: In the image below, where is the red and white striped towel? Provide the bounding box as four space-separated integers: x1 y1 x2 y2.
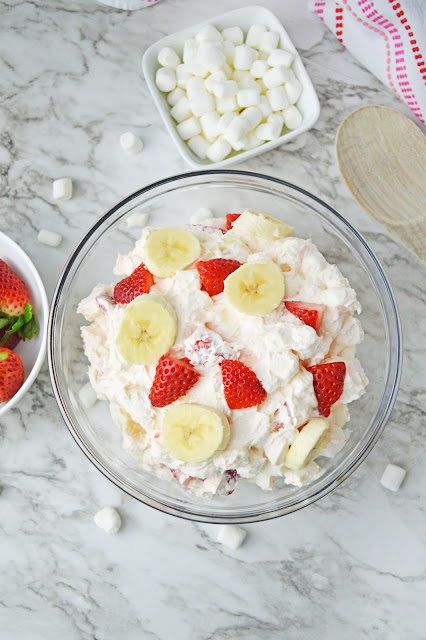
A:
310 0 426 124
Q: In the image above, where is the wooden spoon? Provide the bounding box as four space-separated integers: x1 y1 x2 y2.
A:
336 105 426 264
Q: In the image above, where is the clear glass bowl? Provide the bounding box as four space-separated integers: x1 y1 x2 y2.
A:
48 171 402 524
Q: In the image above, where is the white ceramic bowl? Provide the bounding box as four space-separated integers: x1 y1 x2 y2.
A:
0 232 49 416
142 5 320 169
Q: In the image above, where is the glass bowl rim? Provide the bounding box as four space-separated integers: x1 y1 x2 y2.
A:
47 169 402 524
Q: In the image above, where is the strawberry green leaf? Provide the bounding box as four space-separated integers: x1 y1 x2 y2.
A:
0 318 10 330
0 352 8 362
24 303 33 323
19 315 38 340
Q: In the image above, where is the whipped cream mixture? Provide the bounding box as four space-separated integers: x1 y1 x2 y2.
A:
78 211 368 498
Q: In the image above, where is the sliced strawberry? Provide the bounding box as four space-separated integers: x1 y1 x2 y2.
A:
113 262 154 304
221 359 267 410
307 362 346 417
149 354 200 408
223 469 240 495
170 468 193 488
226 213 241 230
196 258 241 296
285 301 326 331
0 327 20 350
0 260 38 345
0 347 25 403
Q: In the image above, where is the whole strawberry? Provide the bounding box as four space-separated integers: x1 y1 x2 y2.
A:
307 361 346 417
0 347 25 403
149 354 200 407
0 260 38 346
221 359 267 409
196 258 241 296
113 262 154 304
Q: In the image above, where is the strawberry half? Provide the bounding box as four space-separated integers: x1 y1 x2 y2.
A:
149 354 200 408
113 262 154 304
285 301 326 331
0 347 25 403
226 213 241 230
196 258 241 296
0 260 38 346
307 361 346 417
221 359 267 409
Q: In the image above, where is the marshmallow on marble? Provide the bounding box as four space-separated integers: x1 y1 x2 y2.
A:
266 86 289 111
263 65 291 89
282 105 303 129
190 92 215 117
268 48 294 68
190 207 214 223
187 135 210 159
237 88 260 108
380 464 406 492
155 67 176 92
200 111 220 141
233 44 257 71
216 96 238 114
206 137 232 162
256 114 284 140
246 23 267 49
217 525 247 550
127 211 149 228
176 117 201 140
120 132 143 155
250 59 270 79
158 47 181 70
167 87 185 107
259 31 280 54
221 26 244 45
94 507 122 534
79 382 98 409
284 77 302 104
195 24 223 43
53 177 73 201
38 229 62 248
170 97 192 123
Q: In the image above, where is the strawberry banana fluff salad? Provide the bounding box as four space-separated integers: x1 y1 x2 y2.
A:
78 209 368 498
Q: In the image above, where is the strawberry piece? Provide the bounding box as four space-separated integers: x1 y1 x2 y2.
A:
149 354 200 408
0 327 20 350
307 362 346 417
0 260 38 345
221 359 267 409
226 213 241 230
170 468 194 488
196 258 241 296
0 347 24 403
285 301 326 331
113 263 154 304
223 469 240 495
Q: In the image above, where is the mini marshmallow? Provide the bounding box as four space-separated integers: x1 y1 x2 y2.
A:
217 525 247 550
244 129 263 150
232 69 251 83
200 110 220 141
229 136 248 151
176 116 201 140
183 38 198 63
216 96 238 114
190 92 215 117
222 63 233 79
196 24 223 43
237 88 260 108
214 80 238 98
167 87 185 107
197 41 226 73
246 24 267 49
155 67 176 92
170 96 192 123
224 115 251 144
256 114 284 140
79 382 98 409
186 57 208 78
259 30 280 54
94 507 122 534
190 207 214 223
222 40 235 65
38 229 62 247
217 111 238 135
259 95 272 118
257 79 268 95
237 75 259 90
158 46 181 70
233 44 257 71
380 464 406 492
263 65 291 89
250 59 270 79
53 178 73 201
240 106 262 130
282 105 303 129
176 64 192 89
266 86 289 111
206 137 232 163
204 70 227 94
222 26 244 45
127 211 149 228
284 77 302 104
268 48 294 68
187 135 210 159
120 132 143 154
186 76 205 100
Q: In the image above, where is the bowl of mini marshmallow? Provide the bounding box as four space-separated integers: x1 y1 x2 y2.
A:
142 6 320 167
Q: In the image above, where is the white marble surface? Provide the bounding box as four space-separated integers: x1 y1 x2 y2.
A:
0 1 425 638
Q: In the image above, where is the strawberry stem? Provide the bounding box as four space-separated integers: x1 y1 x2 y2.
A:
0 303 38 345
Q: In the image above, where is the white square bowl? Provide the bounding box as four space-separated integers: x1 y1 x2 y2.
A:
142 5 320 169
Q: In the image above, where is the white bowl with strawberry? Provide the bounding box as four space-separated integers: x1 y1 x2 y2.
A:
0 232 49 416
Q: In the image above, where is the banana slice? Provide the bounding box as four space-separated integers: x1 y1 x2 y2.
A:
116 294 177 364
231 209 293 242
162 403 230 463
224 262 285 316
284 418 330 470
144 228 201 277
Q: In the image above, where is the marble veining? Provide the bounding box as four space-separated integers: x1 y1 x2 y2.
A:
0 0 425 638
